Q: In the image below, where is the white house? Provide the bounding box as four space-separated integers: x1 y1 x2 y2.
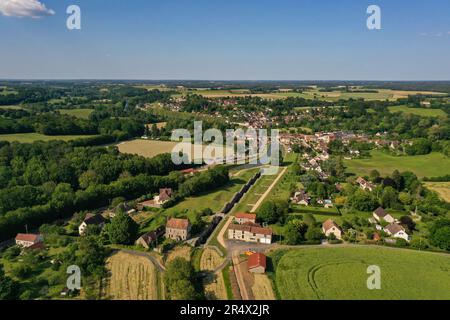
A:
373 207 395 224
79 214 105 235
384 223 409 242
322 219 342 240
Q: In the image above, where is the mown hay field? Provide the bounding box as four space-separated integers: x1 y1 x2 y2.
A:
252 274 276 300
166 246 192 264
104 251 159 300
117 139 233 161
271 246 450 300
200 248 224 271
203 272 228 300
424 182 450 202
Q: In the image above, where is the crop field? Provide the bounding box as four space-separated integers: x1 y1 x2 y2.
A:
117 139 179 158
203 272 228 300
117 139 233 161
0 133 99 143
344 150 450 179
424 182 450 202
189 88 446 101
104 251 159 300
291 89 446 101
388 105 447 117
252 274 276 300
201 247 228 300
165 246 192 264
200 247 225 271
271 246 450 300
59 108 94 119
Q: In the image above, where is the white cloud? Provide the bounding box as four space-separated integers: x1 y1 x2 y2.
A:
0 0 55 18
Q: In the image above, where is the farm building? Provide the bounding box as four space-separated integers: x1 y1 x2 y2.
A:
228 224 272 244
373 207 395 224
15 233 44 248
166 218 191 241
322 219 342 240
234 212 257 225
248 253 267 274
78 214 105 235
135 227 165 249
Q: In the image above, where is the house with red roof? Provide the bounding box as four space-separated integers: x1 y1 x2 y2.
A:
248 253 267 274
228 224 272 244
234 212 257 225
15 233 43 248
165 218 191 241
322 219 343 240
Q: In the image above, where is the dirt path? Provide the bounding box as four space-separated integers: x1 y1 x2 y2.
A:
217 216 233 249
232 253 250 300
251 166 287 212
120 249 166 271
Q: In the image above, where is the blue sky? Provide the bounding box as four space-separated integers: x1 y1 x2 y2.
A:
0 0 449 80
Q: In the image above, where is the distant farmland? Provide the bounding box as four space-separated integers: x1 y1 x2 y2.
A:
271 246 450 300
59 108 94 119
189 88 446 101
0 133 98 143
344 150 450 179
388 105 447 118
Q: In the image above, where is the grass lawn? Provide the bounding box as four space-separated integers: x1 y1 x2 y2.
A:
139 169 259 234
165 169 259 215
0 105 25 110
0 133 99 143
388 105 447 118
270 246 450 300
344 150 450 179
59 108 94 119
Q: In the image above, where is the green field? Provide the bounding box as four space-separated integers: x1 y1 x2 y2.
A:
271 246 450 300
59 108 94 119
0 105 25 110
344 150 450 179
0 133 99 143
388 105 447 118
